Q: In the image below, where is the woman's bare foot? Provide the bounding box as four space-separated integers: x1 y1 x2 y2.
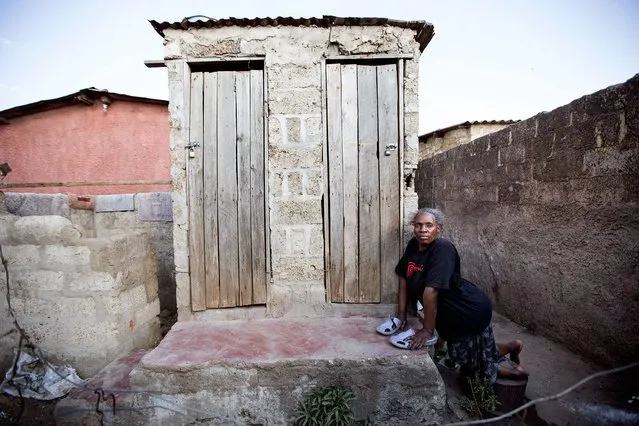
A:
498 340 523 364
498 364 528 380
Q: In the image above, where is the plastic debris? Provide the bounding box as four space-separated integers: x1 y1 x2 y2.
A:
0 351 85 400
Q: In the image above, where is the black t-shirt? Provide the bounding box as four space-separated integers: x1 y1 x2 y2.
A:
395 238 492 340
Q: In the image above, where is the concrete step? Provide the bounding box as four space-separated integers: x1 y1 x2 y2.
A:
54 317 445 425
128 317 445 425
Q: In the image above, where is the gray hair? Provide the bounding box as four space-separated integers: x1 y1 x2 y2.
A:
413 208 445 229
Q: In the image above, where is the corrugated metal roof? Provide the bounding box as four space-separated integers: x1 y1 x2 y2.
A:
149 15 435 52
419 120 520 141
0 88 167 123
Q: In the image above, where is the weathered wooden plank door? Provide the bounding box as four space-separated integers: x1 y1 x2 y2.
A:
188 68 267 311
326 62 401 304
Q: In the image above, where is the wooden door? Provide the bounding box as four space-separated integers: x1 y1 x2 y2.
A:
326 63 401 304
188 69 267 311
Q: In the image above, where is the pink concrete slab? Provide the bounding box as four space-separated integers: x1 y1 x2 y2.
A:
140 317 426 368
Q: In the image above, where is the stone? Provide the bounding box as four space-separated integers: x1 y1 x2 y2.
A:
273 199 322 224
95 194 135 212
4 193 70 218
12 215 81 244
2 244 40 266
137 192 173 222
65 271 117 293
42 245 91 268
12 270 65 293
272 257 324 281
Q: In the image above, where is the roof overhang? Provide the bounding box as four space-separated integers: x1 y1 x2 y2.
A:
149 15 435 52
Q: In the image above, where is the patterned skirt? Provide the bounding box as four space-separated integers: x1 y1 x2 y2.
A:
446 324 505 383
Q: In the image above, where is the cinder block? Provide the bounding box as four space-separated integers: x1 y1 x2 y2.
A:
269 145 323 170
134 298 161 326
268 64 319 91
270 227 288 257
268 281 329 317
273 200 322 224
308 225 324 257
2 244 40 266
500 144 526 165
137 193 173 222
304 169 323 197
271 171 285 198
269 115 285 146
12 270 64 293
95 194 135 213
42 245 91 268
289 227 306 256
0 214 18 240
287 117 301 143
12 215 81 244
89 234 147 272
66 271 118 293
4 193 70 218
272 257 324 281
269 88 321 115
287 171 304 197
303 115 323 145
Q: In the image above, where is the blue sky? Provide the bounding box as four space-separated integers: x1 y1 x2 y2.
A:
0 0 637 133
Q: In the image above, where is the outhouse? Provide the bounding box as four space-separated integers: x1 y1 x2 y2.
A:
148 16 434 321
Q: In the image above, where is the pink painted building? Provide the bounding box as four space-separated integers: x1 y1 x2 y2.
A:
0 88 170 195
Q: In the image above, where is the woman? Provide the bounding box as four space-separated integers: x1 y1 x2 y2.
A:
377 208 527 382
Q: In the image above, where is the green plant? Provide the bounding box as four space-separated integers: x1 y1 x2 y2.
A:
460 373 500 418
295 385 356 426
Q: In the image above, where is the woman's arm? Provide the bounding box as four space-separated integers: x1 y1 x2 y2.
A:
398 276 407 326
407 286 437 349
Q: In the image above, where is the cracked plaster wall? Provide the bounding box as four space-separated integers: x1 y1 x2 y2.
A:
416 74 639 366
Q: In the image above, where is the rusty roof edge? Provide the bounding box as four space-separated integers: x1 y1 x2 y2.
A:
0 88 167 121
419 120 521 141
149 16 435 50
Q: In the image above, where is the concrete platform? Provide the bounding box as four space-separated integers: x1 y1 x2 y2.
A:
128 317 446 425
54 313 639 425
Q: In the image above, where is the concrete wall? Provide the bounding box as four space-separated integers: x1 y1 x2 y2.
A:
0 100 170 195
0 205 161 377
419 123 511 161
415 75 639 366
163 25 422 320
2 192 176 317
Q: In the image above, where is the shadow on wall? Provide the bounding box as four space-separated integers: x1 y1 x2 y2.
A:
415 74 639 367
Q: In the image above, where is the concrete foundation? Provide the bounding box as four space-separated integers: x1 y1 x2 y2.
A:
0 211 161 377
125 317 446 425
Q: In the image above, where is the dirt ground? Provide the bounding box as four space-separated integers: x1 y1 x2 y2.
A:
0 393 58 425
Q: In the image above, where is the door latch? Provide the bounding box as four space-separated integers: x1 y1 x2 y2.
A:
185 141 200 158
384 143 397 156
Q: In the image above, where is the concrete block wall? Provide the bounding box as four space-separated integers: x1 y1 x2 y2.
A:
164 24 422 319
3 192 176 316
415 74 639 366
0 211 161 377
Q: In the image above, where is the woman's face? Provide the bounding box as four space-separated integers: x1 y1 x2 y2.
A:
413 213 440 246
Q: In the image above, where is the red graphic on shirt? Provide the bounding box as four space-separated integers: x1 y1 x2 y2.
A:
407 262 423 278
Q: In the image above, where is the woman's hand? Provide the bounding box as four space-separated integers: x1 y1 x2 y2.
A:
406 329 433 350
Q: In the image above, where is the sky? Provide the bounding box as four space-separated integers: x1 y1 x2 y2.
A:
0 0 637 133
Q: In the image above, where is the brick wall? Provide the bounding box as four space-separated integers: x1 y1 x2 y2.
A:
416 74 639 366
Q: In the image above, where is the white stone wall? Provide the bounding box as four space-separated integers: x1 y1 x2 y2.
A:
0 213 161 377
164 25 422 318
